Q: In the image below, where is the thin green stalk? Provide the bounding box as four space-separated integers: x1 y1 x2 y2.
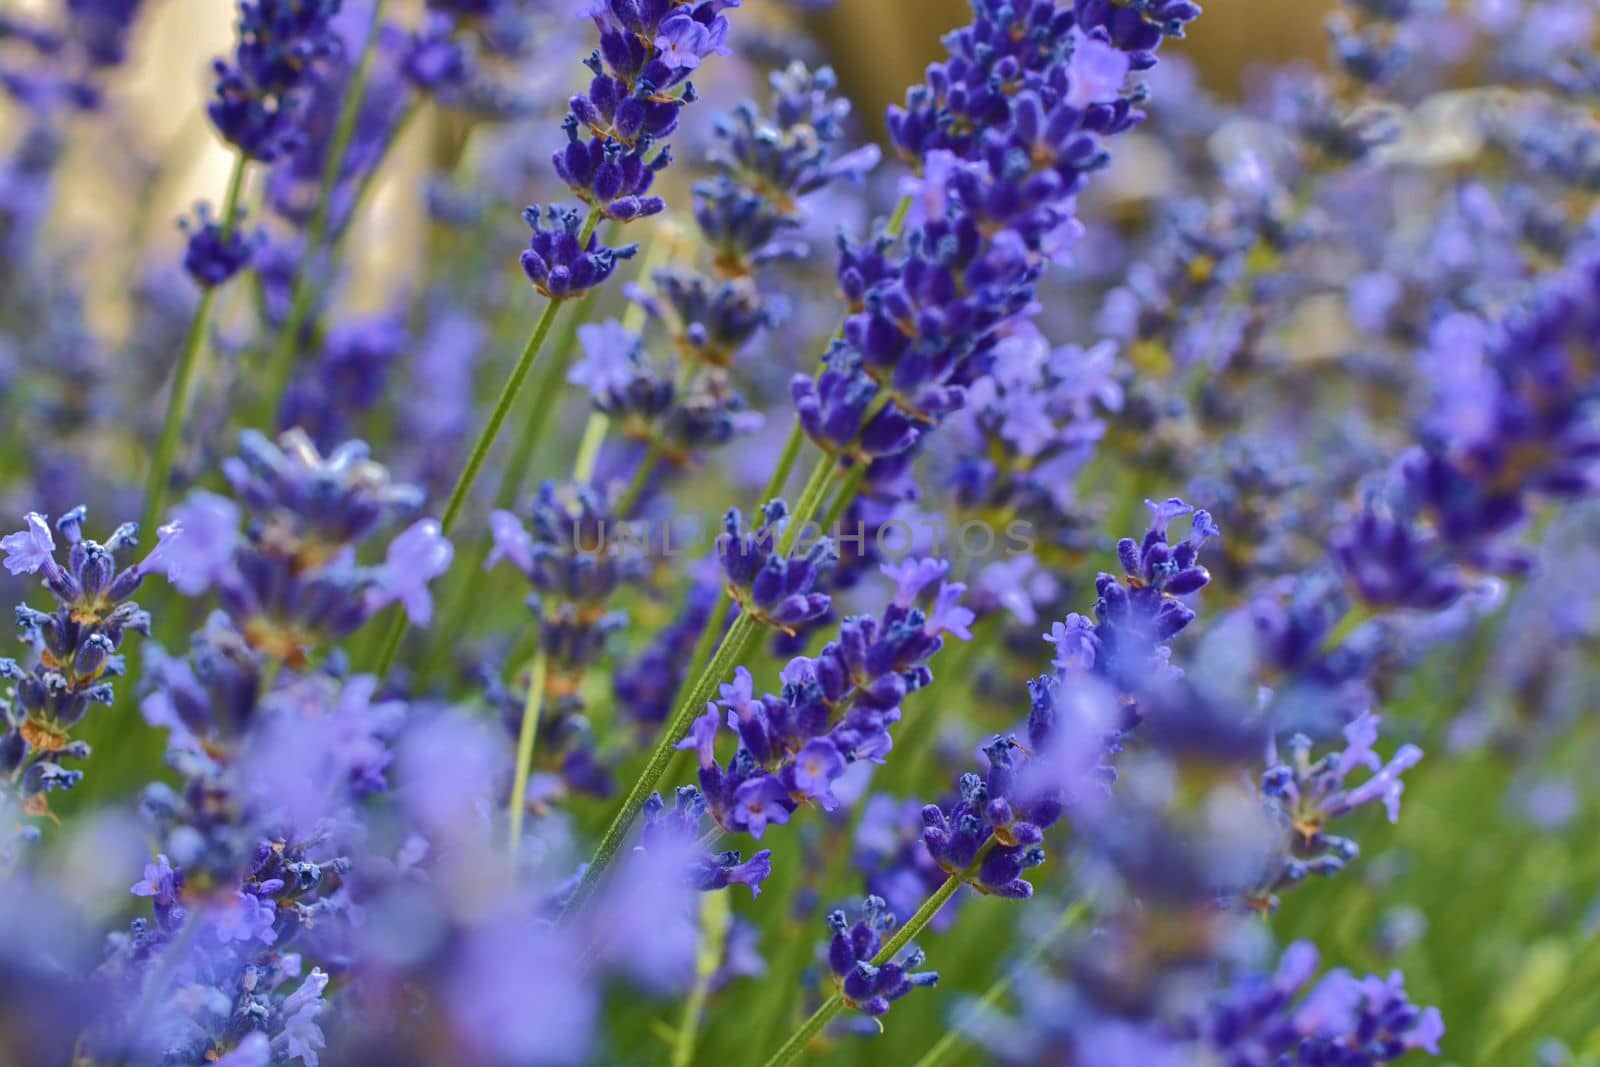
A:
572 412 611 484
816 462 867 535
414 290 598 685
672 890 732 1067
259 0 390 420
910 899 1090 1067
1319 601 1373 655
508 286 603 493
562 610 763 917
758 421 807 506
437 293 570 534
142 151 249 536
371 222 594 677
885 191 913 236
507 649 548 858
762 872 966 1067
614 435 664 517
777 453 840 555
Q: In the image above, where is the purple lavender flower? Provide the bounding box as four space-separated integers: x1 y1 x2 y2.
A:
570 320 645 398
129 853 178 906
179 202 262 288
677 559 968 840
150 491 241 596
207 0 344 162
638 786 774 897
1253 713 1424 910
1 508 159 818
519 204 638 300
0 511 54 576
716 501 835 634
214 890 279 945
1066 26 1134 108
1199 942 1444 1063
824 896 939 1017
368 518 455 625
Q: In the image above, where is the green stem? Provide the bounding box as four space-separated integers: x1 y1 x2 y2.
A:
758 421 807 506
414 285 599 685
614 434 664 516
909 899 1089 1067
572 412 611 484
816 462 866 535
672 890 732 1067
438 294 568 535
1319 601 1373 655
777 453 840 555
371 233 591 678
885 192 913 237
561 610 762 918
259 0 390 422
142 151 249 537
429 204 602 537
763 872 965 1067
507 648 548 858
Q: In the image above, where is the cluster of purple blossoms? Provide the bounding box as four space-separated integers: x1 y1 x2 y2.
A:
153 430 449 662
715 501 835 634
207 0 345 163
916 501 1215 904
793 0 1181 504
1194 941 1444 1065
1045 497 1218 697
486 482 648 797
81 433 445 1064
561 62 877 490
675 558 971 841
179 202 265 289
691 61 879 277
1333 247 1600 614
824 895 939 1019
95 665 396 1063
1 508 165 829
521 0 740 301
520 203 638 301
639 785 772 895
1251 711 1424 911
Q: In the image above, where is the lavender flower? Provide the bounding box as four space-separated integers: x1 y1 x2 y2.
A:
207 0 345 162
1 508 162 820
179 202 263 288
716 501 835 634
1252 712 1424 910
677 558 969 838
823 896 939 1018
519 204 638 301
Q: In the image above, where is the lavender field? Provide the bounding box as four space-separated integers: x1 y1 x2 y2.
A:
1 0 1597 1064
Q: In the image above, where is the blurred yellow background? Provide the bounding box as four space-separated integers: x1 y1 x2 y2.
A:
810 0 1335 127
0 0 1338 330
